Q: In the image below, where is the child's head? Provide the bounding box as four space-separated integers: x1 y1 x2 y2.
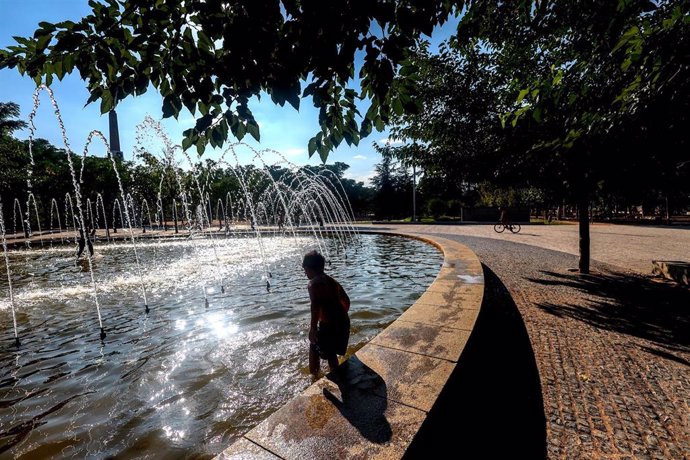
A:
302 250 325 273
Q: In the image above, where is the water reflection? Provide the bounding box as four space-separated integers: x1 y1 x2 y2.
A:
0 234 441 458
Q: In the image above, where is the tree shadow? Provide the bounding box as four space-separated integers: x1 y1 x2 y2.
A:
528 270 690 352
403 264 547 459
324 355 392 444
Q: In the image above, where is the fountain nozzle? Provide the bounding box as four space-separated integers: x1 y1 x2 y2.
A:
266 280 270 292
205 298 209 308
14 337 20 347
145 304 150 314
100 327 106 340
221 285 225 294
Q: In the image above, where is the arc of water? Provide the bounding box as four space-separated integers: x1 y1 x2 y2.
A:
140 198 154 234
283 176 332 259
65 193 78 239
135 116 214 305
246 143 357 256
177 147 228 296
172 199 179 234
83 131 150 314
215 154 271 281
49 198 64 244
95 194 110 241
86 198 95 227
0 203 20 346
112 199 123 234
12 199 25 238
304 168 359 236
215 199 225 231
23 89 42 242
299 172 356 242
225 192 235 230
227 153 327 259
293 173 355 252
28 85 105 339
26 193 44 248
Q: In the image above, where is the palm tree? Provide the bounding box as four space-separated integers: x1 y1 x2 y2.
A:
0 102 26 137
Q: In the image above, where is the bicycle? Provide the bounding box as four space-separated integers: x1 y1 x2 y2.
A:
494 222 521 233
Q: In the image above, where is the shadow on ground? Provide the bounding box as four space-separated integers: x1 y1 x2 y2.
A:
403 264 547 459
325 355 392 444
529 270 690 352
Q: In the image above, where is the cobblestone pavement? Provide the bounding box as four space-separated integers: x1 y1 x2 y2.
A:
366 224 690 459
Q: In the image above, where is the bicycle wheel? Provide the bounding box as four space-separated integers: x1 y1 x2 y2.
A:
494 223 505 233
510 224 521 233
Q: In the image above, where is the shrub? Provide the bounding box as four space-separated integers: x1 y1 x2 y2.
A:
427 198 446 219
447 199 463 216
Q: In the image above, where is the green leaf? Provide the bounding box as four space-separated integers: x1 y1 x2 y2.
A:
55 60 65 80
517 88 529 103
162 96 177 118
318 144 329 163
100 89 114 113
308 137 317 157
532 107 542 122
286 91 300 111
195 114 213 132
391 97 404 116
197 31 213 51
231 119 246 141
36 34 52 52
211 125 224 147
196 136 206 155
182 136 194 151
246 120 260 142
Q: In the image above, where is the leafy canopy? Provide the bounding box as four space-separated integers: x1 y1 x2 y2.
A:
0 0 462 160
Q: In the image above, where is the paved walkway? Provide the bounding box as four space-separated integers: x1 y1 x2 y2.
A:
363 223 690 459
368 222 690 275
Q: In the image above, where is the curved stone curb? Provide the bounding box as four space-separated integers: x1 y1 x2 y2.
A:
216 231 484 459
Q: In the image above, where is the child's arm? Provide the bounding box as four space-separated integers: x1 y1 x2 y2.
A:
338 282 350 312
308 282 320 343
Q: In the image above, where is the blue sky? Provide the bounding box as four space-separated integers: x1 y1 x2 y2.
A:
0 1 459 184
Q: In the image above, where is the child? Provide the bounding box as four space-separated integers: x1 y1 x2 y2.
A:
302 250 350 375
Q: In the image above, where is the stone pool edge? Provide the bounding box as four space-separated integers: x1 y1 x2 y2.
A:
216 230 485 459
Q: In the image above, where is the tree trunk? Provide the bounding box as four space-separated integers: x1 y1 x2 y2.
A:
578 192 590 274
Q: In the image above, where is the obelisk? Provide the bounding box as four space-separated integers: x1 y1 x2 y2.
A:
109 109 124 161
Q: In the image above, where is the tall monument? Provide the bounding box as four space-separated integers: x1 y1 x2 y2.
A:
108 109 124 161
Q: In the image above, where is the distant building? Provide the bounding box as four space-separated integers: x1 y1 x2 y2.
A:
108 109 124 162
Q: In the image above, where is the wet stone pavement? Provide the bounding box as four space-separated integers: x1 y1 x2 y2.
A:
396 230 689 459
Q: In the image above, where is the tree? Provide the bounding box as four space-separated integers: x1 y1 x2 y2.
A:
0 136 28 207
387 41 510 197
0 102 27 137
0 0 462 160
405 0 690 273
474 0 690 273
371 144 412 219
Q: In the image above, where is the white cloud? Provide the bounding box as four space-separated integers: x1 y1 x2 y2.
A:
345 170 376 186
282 147 307 157
353 154 367 160
378 137 404 146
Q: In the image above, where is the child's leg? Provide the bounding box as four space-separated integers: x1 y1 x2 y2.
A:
327 355 339 371
309 343 320 375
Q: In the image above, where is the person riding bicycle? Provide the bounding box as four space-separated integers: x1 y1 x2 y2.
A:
499 207 512 228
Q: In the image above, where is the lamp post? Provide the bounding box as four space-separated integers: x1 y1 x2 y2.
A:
412 162 417 223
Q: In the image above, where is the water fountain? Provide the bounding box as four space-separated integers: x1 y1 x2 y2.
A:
0 86 443 458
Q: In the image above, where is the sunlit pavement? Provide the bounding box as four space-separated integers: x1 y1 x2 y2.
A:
358 222 690 275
